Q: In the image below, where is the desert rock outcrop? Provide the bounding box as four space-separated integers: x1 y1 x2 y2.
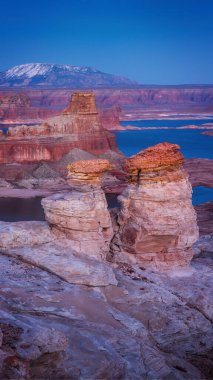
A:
112 142 199 270
0 92 117 165
42 159 114 261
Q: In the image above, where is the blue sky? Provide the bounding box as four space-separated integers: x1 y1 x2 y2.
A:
1 0 213 84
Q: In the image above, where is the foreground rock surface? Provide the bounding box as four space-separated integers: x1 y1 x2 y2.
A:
0 221 116 287
0 237 212 379
0 221 54 248
2 243 117 287
112 143 199 270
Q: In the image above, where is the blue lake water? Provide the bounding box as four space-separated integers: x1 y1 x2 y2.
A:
0 123 37 134
121 119 213 128
115 120 213 205
193 186 213 206
116 126 213 159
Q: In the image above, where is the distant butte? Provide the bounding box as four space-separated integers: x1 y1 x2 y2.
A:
0 91 122 181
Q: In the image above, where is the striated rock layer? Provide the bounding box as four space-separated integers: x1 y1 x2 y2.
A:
112 142 199 270
0 93 57 122
42 159 113 261
0 91 117 165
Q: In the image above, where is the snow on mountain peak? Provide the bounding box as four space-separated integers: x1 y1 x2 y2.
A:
5 63 54 79
1 63 137 88
5 63 99 79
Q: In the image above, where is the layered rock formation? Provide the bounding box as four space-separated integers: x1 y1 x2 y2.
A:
0 92 118 176
112 142 199 270
99 106 122 130
42 159 113 261
0 93 56 122
1 86 213 126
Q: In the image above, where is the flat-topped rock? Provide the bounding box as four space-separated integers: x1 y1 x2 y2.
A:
67 158 112 185
63 91 98 115
124 142 184 180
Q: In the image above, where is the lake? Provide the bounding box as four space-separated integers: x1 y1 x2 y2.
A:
114 120 213 206
116 122 213 159
121 119 213 128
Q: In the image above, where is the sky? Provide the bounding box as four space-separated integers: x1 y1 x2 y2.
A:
1 0 213 84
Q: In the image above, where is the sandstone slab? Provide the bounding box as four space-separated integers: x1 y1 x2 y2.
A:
0 221 54 249
3 243 117 287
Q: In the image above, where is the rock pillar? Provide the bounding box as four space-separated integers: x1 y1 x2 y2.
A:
112 142 199 270
42 159 113 261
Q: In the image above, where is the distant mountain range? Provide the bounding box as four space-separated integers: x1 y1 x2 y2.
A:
0 63 138 88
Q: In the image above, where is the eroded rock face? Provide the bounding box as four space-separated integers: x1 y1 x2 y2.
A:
112 142 199 270
42 159 113 261
99 106 121 130
63 91 98 114
67 158 112 186
0 93 55 122
0 92 117 164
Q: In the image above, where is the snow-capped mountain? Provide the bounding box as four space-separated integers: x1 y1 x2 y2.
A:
0 63 138 88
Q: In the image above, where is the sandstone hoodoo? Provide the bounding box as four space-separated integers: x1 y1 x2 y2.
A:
67 158 112 186
42 159 113 261
112 142 199 270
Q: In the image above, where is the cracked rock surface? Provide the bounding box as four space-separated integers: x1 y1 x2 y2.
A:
0 234 212 379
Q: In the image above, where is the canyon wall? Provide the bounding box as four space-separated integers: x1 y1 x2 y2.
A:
1 86 213 124
0 92 57 121
0 92 118 167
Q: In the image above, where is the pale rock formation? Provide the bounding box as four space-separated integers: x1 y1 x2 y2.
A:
0 241 212 379
0 178 13 188
0 220 117 287
3 243 117 286
112 142 199 270
16 326 68 360
42 159 114 261
0 221 54 249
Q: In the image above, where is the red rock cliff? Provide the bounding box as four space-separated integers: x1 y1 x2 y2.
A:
0 92 117 165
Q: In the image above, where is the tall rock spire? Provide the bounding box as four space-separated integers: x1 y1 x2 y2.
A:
112 142 199 270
